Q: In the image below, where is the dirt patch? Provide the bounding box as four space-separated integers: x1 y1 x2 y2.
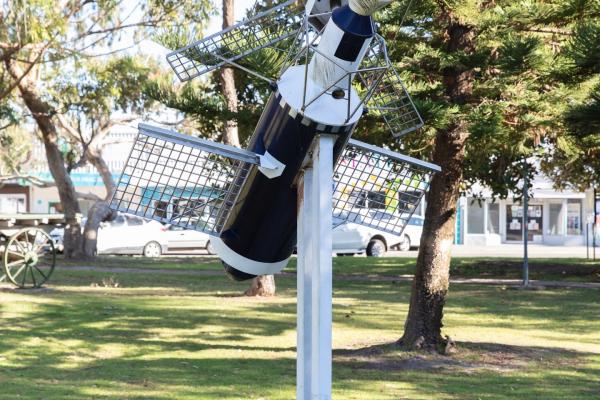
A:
334 340 589 373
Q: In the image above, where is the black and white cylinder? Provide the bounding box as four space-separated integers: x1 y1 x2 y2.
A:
213 1 380 280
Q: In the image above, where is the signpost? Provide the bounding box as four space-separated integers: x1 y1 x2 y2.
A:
594 188 598 261
522 160 529 287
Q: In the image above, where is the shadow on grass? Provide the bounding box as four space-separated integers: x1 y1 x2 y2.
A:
1 268 599 399
333 340 600 400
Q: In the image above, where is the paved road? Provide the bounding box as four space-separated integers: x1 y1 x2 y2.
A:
387 244 596 259
166 244 596 259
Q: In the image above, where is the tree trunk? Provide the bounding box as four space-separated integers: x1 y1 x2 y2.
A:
219 0 276 296
245 274 276 297
81 152 116 257
88 151 116 197
219 0 241 148
398 124 468 352
5 60 83 258
82 200 113 258
398 18 475 353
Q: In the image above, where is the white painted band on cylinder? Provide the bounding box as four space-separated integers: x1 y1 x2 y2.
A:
307 19 372 91
349 0 391 16
212 237 290 275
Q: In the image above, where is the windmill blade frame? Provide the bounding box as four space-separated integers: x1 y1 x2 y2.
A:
333 139 439 236
363 34 424 138
110 124 259 237
167 0 304 82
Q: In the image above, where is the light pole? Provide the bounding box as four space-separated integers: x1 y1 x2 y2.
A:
522 160 529 287
594 187 598 261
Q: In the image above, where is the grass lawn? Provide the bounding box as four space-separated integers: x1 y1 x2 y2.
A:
0 257 599 399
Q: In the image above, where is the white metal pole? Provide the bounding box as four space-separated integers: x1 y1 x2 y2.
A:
297 134 335 400
297 163 313 400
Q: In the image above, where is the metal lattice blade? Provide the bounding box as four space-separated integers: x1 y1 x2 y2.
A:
362 36 424 138
110 124 259 237
167 0 304 82
333 139 440 236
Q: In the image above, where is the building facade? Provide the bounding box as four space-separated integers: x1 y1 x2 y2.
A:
453 180 597 246
0 129 137 215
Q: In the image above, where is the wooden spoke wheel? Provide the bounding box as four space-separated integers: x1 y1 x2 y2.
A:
3 228 56 288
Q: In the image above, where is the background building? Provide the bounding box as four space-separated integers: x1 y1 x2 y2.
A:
451 179 596 246
0 128 137 215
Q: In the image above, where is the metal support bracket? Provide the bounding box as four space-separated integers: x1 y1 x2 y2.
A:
258 151 286 179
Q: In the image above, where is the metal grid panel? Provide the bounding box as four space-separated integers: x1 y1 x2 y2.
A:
333 139 440 236
364 37 424 138
110 124 259 236
166 0 303 82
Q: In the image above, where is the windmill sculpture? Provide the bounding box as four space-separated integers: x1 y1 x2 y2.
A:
110 0 440 398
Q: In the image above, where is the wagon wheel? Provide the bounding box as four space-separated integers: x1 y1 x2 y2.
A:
3 228 56 288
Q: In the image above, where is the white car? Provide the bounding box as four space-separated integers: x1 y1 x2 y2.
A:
163 224 215 254
96 214 168 257
332 211 424 257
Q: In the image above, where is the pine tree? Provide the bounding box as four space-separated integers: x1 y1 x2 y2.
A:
542 21 600 189
369 0 599 352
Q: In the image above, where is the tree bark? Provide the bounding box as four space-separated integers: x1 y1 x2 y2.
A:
5 60 83 258
81 151 116 257
398 17 475 353
219 0 276 296
245 274 276 297
82 200 113 258
219 0 241 148
88 150 116 197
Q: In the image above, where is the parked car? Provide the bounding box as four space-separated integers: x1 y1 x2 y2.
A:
50 229 65 253
49 217 88 253
163 224 215 254
49 214 167 257
332 211 424 257
50 213 215 257
95 214 168 257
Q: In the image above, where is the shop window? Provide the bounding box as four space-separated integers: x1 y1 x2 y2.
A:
549 203 565 235
567 199 582 235
488 203 499 234
506 204 543 241
467 199 485 234
154 200 169 218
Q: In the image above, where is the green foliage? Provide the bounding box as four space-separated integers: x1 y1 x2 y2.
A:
540 16 600 190
53 56 155 119
369 0 599 197
0 0 216 174
0 125 32 174
147 0 598 193
148 0 297 144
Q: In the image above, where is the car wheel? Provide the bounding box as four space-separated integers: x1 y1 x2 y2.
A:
206 240 216 255
143 241 162 258
398 235 411 252
366 238 386 257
